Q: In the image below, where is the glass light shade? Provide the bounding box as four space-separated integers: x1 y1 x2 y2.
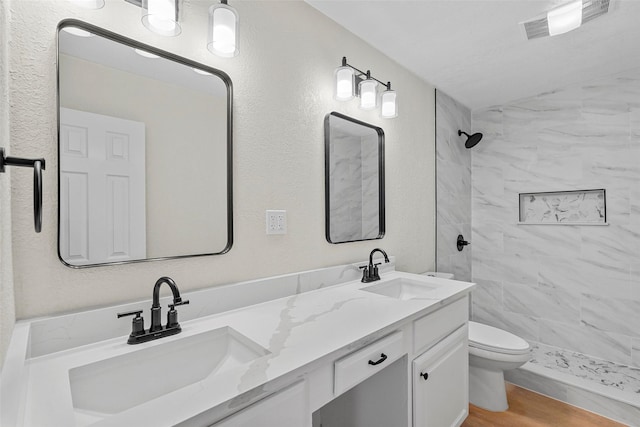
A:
71 0 105 9
359 78 378 110
142 0 181 37
381 89 397 118
208 2 239 58
335 66 355 101
547 0 582 36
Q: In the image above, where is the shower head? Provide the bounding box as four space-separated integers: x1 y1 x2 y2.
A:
458 130 483 149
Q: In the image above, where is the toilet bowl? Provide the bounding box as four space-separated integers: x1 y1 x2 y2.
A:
422 272 531 412
468 321 530 411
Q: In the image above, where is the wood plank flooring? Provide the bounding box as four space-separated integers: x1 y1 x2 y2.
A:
461 383 628 427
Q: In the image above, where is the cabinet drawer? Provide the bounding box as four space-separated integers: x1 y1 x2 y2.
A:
413 296 467 356
334 331 404 396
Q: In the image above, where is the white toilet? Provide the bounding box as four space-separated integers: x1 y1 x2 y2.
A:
423 272 531 412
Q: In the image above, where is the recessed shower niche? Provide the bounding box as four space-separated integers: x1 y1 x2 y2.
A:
57 20 233 267
518 189 607 225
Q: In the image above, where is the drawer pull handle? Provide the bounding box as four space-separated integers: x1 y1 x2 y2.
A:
368 353 388 366
420 372 429 381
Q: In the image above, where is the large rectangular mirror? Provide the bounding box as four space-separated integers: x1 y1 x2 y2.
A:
325 112 385 244
57 20 232 267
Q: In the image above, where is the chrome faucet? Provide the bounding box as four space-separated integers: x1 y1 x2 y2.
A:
361 248 390 282
117 276 190 345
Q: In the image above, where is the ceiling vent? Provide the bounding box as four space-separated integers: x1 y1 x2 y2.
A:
523 0 610 40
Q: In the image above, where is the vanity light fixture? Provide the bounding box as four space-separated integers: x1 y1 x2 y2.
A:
522 0 610 40
141 0 182 37
208 0 239 58
335 57 397 118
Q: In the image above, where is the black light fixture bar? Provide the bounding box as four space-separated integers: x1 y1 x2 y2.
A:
341 57 392 90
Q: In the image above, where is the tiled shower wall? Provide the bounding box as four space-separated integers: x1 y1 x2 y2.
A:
435 90 472 281
471 69 640 368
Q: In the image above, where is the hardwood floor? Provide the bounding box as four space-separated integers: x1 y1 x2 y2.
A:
461 383 628 427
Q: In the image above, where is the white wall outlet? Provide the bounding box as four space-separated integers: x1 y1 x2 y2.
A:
266 210 287 235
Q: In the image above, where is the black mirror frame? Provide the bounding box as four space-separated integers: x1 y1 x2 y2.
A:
324 112 385 244
56 19 233 268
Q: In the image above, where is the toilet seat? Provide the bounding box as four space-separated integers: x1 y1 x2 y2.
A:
468 321 530 355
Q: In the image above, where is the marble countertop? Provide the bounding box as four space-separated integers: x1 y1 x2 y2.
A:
7 271 474 427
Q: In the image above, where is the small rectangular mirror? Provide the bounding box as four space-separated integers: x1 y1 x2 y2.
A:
325 112 385 244
57 20 232 267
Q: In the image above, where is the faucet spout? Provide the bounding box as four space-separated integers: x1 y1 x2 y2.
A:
149 277 188 333
369 248 389 266
152 277 183 308
361 248 390 283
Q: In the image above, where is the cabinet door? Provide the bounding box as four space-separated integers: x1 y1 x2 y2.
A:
413 325 468 427
212 381 310 427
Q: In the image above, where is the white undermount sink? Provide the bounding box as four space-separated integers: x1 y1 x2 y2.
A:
361 277 443 300
69 327 268 417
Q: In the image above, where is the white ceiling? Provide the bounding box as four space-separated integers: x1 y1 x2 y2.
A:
306 0 640 110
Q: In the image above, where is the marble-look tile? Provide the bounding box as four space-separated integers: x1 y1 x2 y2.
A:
437 160 471 197
437 222 470 259
581 293 640 338
502 101 581 140
504 282 580 324
437 191 470 226
471 164 503 197
519 190 605 224
471 222 504 255
471 107 503 139
472 193 514 226
537 254 630 299
538 319 631 366
450 249 472 282
632 339 640 369
473 251 537 285
529 342 640 394
503 225 582 258
581 224 637 265
504 367 569 401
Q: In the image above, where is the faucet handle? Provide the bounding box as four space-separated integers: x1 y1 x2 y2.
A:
117 310 145 337
173 299 190 307
117 309 143 318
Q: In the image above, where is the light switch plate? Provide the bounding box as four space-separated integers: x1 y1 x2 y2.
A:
266 210 287 234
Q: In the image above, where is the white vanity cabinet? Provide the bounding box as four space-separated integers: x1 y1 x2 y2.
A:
211 381 310 427
412 325 468 427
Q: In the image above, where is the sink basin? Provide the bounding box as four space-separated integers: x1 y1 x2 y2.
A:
69 327 268 417
361 278 442 300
